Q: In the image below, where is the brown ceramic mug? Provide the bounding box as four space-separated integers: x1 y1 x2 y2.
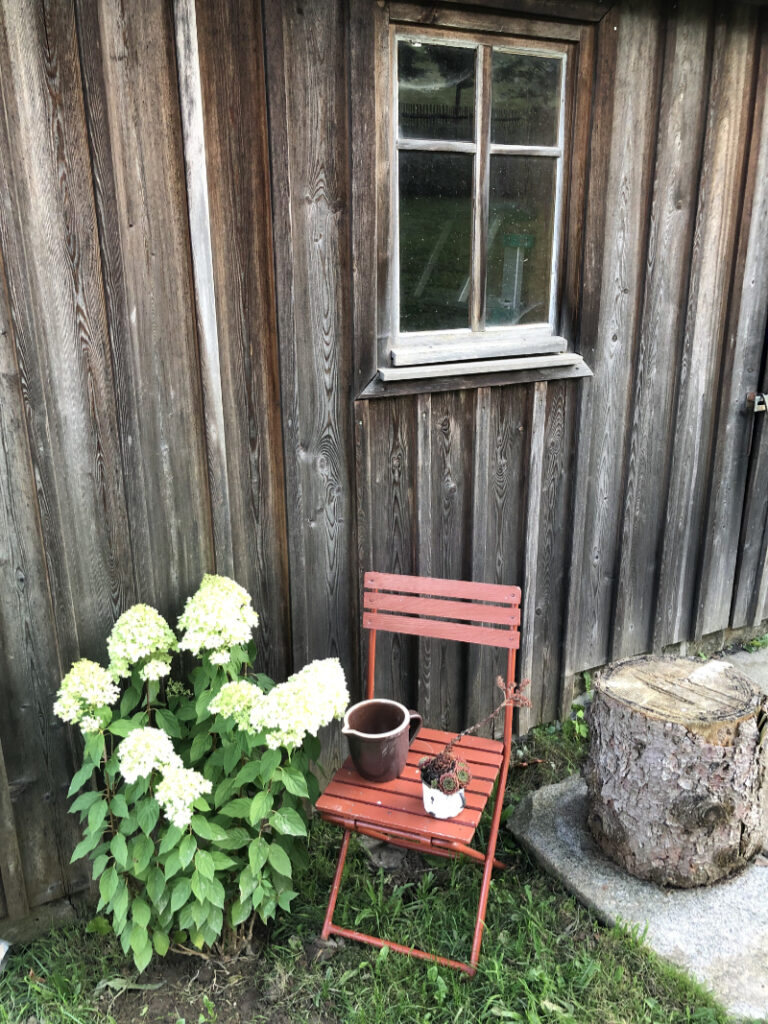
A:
342 699 422 782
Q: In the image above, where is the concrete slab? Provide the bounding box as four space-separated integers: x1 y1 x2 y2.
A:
509 775 768 1023
723 649 768 698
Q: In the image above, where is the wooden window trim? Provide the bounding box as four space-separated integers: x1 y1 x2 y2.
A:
353 2 598 397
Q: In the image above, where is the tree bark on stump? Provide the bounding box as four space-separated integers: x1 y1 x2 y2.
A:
583 657 767 887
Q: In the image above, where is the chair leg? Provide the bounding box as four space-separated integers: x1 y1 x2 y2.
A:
321 828 351 940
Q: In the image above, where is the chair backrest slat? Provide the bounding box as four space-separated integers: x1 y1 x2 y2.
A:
364 571 520 649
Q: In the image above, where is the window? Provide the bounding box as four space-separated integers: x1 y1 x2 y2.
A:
373 12 593 386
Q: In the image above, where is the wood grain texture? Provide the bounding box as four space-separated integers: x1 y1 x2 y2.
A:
655 4 757 648
76 0 214 617
0 0 134 658
699 15 767 635
612 1 712 659
567 0 663 673
264 0 356 770
0 236 86 910
173 0 233 578
194 0 290 680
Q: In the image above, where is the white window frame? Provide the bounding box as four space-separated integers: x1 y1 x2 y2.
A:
379 25 578 383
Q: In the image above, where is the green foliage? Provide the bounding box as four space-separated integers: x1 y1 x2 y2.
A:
61 578 339 974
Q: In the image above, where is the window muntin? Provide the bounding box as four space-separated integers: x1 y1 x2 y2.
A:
391 32 567 367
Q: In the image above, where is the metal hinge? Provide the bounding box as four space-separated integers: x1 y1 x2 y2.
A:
747 392 767 413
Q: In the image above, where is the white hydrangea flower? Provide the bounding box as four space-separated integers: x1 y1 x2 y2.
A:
107 604 177 681
79 714 102 735
155 765 212 828
140 658 172 682
177 575 259 659
118 727 181 784
249 658 349 750
208 649 231 667
53 659 120 726
209 679 264 729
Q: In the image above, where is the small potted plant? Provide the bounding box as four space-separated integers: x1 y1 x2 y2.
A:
418 676 531 819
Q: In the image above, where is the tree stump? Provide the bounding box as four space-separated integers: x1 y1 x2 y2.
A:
583 656 767 888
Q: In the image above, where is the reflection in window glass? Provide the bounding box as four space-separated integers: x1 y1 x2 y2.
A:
491 51 561 147
486 156 556 327
398 40 475 142
399 151 473 333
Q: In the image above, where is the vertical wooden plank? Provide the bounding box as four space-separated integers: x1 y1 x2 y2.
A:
566 0 664 673
0 245 86 908
359 397 419 706
416 392 434 720
655 5 757 647
699 17 767 635
519 382 547 736
264 0 355 765
467 388 493 735
194 0 290 680
76 0 214 615
613 1 712 658
173 0 234 578
0 0 135 657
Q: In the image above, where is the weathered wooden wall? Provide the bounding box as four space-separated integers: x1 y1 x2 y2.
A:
0 0 766 924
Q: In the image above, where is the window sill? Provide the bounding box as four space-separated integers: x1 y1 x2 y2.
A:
358 352 592 399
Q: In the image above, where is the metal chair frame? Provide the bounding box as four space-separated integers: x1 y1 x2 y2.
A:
316 571 521 976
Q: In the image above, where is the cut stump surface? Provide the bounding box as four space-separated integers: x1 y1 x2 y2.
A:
583 657 767 887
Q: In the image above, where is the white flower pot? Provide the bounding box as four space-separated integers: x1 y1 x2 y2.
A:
422 782 466 819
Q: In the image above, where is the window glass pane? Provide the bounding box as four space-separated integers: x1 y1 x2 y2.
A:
486 156 556 327
398 40 475 142
399 151 473 333
491 51 562 147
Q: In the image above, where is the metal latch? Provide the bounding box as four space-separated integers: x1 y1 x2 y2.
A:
747 392 767 413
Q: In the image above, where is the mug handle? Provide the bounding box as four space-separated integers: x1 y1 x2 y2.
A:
408 711 422 743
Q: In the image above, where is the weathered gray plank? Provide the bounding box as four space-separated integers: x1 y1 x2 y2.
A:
699 17 768 636
194 0 291 680
612 1 712 658
0 0 135 657
566 0 663 673
655 5 757 647
76 0 214 615
0 239 86 909
263 0 355 768
173 0 234 579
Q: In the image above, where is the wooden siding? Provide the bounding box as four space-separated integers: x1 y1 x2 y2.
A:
0 0 766 925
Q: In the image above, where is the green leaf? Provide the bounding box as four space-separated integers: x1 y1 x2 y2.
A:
132 935 153 973
304 735 322 762
249 791 273 826
277 889 298 911
194 849 215 881
70 829 102 863
108 718 139 738
259 749 282 783
119 812 139 837
209 851 237 871
163 850 182 880
190 815 228 842
119 685 142 717
87 799 109 833
136 798 161 836
220 797 251 819
223 740 241 774
269 808 307 837
170 877 192 914
129 833 154 875
147 867 166 907
192 796 211 812
154 708 182 738
152 930 170 956
207 877 226 909
92 854 109 880
190 730 213 762
190 869 207 903
110 793 130 818
158 825 183 855
213 777 237 808
248 838 269 874
279 767 310 799
266 842 292 878
112 879 129 922
232 761 262 788
178 834 197 869
110 832 129 869
70 790 102 814
83 731 106 762
230 897 251 927
132 897 151 929
86 915 112 936
213 826 250 850
100 866 119 905
68 761 96 797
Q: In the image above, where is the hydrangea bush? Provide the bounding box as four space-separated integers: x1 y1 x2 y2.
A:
55 574 348 972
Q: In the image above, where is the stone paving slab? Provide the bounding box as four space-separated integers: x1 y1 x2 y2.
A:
508 775 768 1022
723 648 768 697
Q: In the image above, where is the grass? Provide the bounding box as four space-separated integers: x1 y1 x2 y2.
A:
0 727 756 1024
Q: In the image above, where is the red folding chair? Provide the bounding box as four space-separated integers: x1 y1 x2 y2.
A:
316 571 521 976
